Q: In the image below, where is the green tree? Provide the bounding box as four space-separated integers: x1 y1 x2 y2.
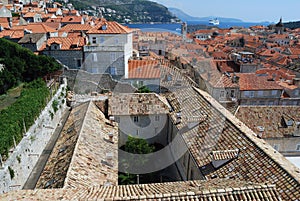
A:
124 136 154 154
0 38 61 94
137 85 150 93
119 136 155 185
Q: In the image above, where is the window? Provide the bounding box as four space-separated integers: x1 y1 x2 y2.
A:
92 37 96 44
273 144 279 151
230 90 235 97
295 90 299 96
110 67 117 75
110 53 117 61
100 37 105 44
133 116 139 122
115 38 119 44
271 90 277 96
155 115 160 121
244 91 250 97
93 53 97 62
257 91 264 97
244 91 254 97
76 59 81 68
220 91 225 98
296 144 300 151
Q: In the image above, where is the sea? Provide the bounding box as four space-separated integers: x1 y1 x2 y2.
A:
126 21 271 34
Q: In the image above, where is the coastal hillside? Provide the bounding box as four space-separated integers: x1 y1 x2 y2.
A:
284 21 300 29
65 0 180 23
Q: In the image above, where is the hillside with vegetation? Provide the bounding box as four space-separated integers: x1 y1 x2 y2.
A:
0 38 61 95
0 79 50 159
62 0 180 23
284 21 300 29
0 39 63 159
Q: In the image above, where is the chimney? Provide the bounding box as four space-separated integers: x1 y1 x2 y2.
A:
232 73 240 83
106 152 113 166
293 78 300 87
108 132 113 143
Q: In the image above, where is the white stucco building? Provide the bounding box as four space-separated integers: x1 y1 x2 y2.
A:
83 20 133 77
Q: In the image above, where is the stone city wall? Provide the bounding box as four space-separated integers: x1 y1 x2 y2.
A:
0 79 68 194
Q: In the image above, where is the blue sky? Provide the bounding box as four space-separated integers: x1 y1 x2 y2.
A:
152 0 300 23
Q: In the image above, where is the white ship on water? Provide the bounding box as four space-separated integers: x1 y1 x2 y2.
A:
209 18 220 25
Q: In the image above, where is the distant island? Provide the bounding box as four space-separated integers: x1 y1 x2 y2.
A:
168 7 244 23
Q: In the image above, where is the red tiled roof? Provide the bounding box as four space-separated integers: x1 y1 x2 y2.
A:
11 23 57 33
236 106 300 138
238 73 283 91
0 18 9 29
45 18 62 23
60 24 92 32
61 16 82 23
211 51 227 59
23 12 39 18
42 37 86 50
42 22 61 30
214 60 239 73
127 60 161 79
256 68 296 81
288 47 300 55
87 21 132 34
47 8 59 13
41 13 55 19
0 30 24 39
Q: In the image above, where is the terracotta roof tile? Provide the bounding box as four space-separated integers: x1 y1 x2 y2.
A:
164 85 300 200
61 15 82 23
87 21 132 34
59 23 92 32
238 73 283 91
109 93 170 116
0 179 282 200
236 106 300 138
64 102 119 189
11 23 57 33
41 37 85 50
127 59 161 79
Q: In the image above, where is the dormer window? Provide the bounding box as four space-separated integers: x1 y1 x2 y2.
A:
101 23 107 30
50 42 61 50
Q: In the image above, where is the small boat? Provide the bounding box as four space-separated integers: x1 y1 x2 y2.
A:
209 18 220 25
175 28 181 31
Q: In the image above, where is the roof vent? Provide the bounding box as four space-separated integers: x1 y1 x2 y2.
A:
257 126 265 132
175 112 182 124
108 132 113 142
106 152 113 165
104 181 112 187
